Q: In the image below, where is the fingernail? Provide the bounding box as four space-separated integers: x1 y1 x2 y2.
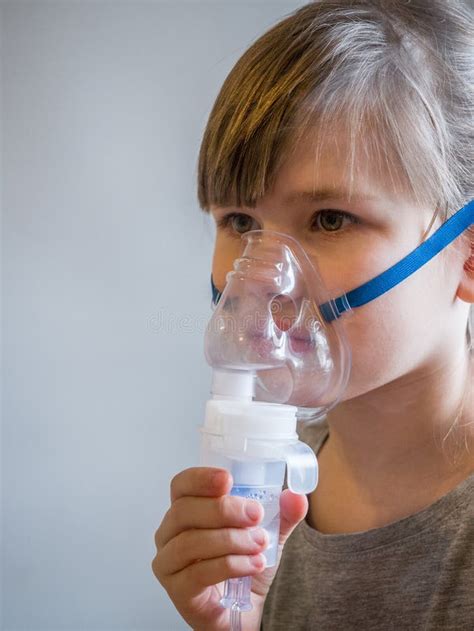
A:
245 500 261 522
250 528 267 546
249 553 265 568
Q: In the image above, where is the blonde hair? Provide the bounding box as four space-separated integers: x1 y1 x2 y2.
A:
198 0 474 212
197 0 473 343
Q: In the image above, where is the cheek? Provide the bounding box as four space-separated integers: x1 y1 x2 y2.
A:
340 306 405 400
211 237 241 290
339 256 451 400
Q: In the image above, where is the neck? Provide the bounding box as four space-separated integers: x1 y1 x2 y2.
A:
325 343 474 491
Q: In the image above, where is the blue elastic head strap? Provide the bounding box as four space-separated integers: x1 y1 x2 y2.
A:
211 199 474 323
211 275 222 306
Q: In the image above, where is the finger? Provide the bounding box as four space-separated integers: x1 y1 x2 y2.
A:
155 494 264 549
170 467 233 503
278 490 308 547
157 526 269 576
166 552 267 600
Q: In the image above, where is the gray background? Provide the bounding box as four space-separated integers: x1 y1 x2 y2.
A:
1 1 303 629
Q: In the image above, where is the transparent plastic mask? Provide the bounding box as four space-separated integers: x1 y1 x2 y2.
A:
205 230 352 420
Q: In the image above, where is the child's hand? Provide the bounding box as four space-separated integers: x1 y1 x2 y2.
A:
151 466 308 631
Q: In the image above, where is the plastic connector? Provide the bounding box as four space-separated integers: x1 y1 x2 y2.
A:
220 576 253 631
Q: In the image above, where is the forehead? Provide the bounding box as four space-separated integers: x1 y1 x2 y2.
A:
270 124 403 205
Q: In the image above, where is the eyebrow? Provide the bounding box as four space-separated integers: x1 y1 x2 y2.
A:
283 189 378 204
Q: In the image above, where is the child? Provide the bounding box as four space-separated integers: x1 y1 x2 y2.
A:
152 1 473 629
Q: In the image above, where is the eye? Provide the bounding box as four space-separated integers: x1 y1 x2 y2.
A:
310 209 360 233
216 212 260 235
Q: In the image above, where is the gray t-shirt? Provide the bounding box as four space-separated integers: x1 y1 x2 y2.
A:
261 419 474 630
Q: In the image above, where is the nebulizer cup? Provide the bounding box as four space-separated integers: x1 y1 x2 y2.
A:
198 230 352 630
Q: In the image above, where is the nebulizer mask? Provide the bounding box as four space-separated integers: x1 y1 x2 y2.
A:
198 199 473 631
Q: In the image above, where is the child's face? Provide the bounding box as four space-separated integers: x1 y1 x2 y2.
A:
209 131 467 401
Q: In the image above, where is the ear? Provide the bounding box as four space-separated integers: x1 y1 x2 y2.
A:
456 227 474 303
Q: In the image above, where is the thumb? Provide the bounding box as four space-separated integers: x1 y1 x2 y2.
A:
278 488 309 547
248 489 310 597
